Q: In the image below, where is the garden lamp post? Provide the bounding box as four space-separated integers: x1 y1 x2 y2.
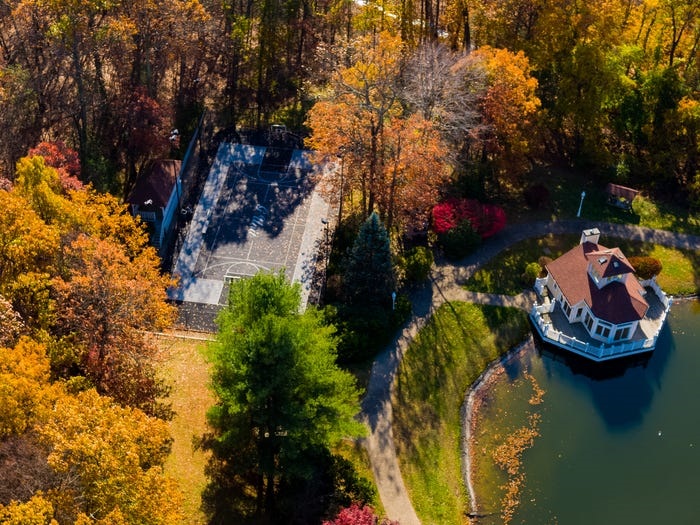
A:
577 191 586 218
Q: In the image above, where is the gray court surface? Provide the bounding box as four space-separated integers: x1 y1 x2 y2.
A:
169 142 330 308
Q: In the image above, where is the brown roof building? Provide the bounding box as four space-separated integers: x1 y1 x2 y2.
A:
546 241 648 325
530 228 672 361
126 159 182 250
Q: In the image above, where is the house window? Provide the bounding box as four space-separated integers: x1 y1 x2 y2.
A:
575 307 582 319
562 300 571 317
595 324 611 338
584 313 594 331
614 327 630 341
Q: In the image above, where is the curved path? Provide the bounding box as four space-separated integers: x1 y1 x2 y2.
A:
359 220 700 524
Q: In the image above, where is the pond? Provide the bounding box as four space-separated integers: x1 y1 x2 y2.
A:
470 299 700 525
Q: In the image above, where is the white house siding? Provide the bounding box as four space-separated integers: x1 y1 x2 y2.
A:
160 176 182 246
545 277 639 345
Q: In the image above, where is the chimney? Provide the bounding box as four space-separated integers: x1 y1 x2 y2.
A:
580 228 600 245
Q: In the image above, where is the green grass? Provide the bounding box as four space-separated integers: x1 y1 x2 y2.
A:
631 195 700 235
465 234 700 297
159 334 213 525
465 234 579 296
392 303 530 525
333 439 385 516
647 245 700 296
501 167 700 235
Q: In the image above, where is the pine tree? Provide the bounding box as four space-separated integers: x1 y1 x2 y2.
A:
344 212 395 306
204 271 363 522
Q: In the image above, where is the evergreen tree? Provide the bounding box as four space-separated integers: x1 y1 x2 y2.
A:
204 271 363 523
344 212 395 306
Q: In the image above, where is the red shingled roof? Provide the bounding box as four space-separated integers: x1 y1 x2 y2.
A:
127 159 181 209
547 241 648 324
585 248 635 277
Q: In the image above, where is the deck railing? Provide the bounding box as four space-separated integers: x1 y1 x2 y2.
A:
640 278 672 309
530 304 663 361
534 277 548 296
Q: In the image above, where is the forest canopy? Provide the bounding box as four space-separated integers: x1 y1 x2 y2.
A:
0 0 698 522
0 0 697 206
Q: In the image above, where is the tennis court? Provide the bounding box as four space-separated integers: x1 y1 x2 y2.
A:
169 142 329 309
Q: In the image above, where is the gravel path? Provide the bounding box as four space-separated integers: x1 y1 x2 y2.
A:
361 220 700 524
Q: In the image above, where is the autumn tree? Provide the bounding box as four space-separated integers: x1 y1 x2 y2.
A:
27 142 82 192
382 114 451 230
472 46 541 177
1 0 208 192
307 31 404 217
308 32 457 235
38 389 182 524
0 190 59 291
52 235 175 417
204 271 363 522
0 340 60 440
14 156 72 224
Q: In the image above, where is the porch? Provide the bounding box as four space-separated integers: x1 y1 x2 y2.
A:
530 284 671 362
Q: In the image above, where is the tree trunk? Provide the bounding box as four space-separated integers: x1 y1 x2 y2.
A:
71 36 89 182
386 134 402 232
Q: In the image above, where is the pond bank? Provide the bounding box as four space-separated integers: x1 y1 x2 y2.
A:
461 337 534 519
363 221 699 524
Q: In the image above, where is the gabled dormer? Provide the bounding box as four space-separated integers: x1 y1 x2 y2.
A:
585 248 635 289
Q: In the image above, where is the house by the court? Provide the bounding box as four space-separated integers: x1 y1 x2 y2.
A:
127 159 182 250
530 228 671 361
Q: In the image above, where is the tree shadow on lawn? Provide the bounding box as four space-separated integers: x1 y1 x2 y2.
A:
393 302 527 465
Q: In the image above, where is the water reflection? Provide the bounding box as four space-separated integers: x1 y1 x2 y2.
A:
472 301 700 525
532 318 674 431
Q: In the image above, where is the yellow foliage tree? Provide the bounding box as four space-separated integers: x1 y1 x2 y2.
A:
472 46 542 177
0 493 58 525
38 389 182 524
0 339 60 439
0 190 59 290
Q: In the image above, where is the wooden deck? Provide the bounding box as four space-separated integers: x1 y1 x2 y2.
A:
530 286 671 362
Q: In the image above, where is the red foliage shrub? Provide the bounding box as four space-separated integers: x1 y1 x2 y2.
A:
431 198 506 239
628 256 663 280
323 504 376 525
323 504 399 525
28 141 83 192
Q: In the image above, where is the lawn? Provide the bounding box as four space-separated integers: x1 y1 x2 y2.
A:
392 303 530 525
158 331 383 524
158 333 213 525
501 166 700 235
465 234 700 297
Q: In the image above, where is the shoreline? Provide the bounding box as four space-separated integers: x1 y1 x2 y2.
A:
461 336 534 518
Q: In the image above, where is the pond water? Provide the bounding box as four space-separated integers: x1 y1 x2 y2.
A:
472 299 700 525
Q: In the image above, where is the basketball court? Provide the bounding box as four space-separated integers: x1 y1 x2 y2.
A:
169 141 329 309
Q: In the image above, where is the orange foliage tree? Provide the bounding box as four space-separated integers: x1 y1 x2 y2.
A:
306 31 451 233
472 46 541 177
52 235 175 418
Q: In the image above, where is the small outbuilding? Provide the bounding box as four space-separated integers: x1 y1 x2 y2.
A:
605 183 639 210
127 159 182 250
